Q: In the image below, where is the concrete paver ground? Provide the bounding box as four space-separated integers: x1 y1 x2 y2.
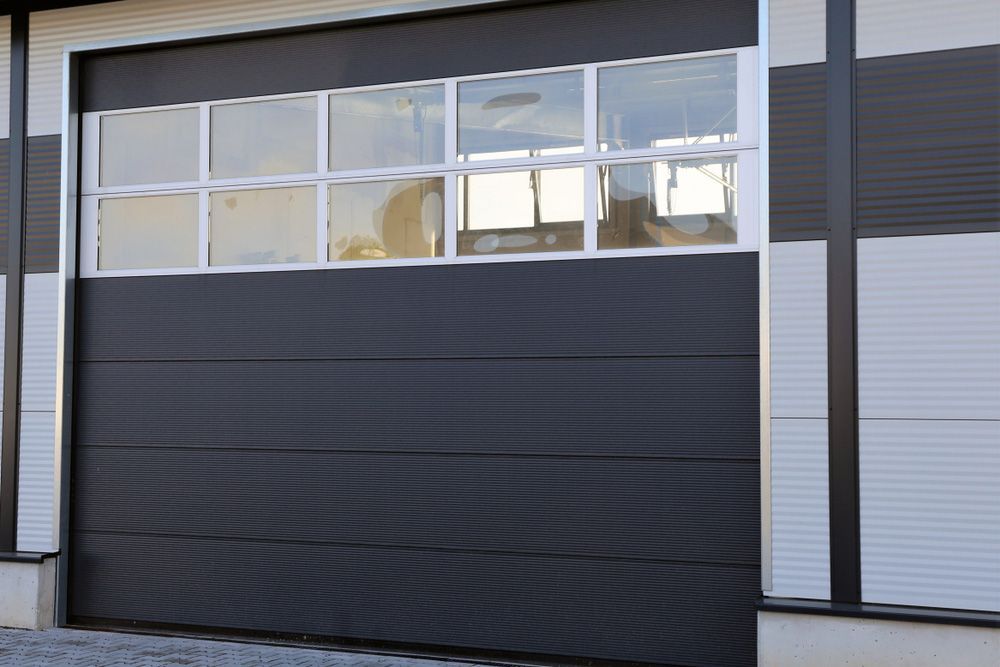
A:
0 628 492 667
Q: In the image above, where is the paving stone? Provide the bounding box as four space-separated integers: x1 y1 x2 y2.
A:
0 629 488 667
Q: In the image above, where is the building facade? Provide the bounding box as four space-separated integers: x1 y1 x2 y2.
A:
0 1 996 665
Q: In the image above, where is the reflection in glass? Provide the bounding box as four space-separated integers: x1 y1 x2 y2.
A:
598 158 737 249
458 71 584 161
211 97 317 178
209 187 316 266
330 179 445 260
330 86 445 171
100 109 200 186
99 194 199 270
458 167 584 255
599 56 738 151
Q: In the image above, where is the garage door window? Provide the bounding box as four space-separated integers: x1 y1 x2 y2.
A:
81 47 758 277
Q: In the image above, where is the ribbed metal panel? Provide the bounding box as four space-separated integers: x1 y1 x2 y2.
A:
0 136 63 274
770 240 827 418
769 64 826 242
857 46 1000 237
858 0 1000 59
16 411 55 553
860 419 1000 612
769 0 825 67
21 272 58 412
0 16 9 141
770 418 829 600
858 233 1000 420
24 135 61 274
28 0 407 136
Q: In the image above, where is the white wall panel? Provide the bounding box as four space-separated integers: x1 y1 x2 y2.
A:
769 0 825 67
16 411 56 553
770 417 830 600
0 16 10 140
770 240 827 418
858 233 1000 421
860 419 1000 612
28 0 417 136
858 0 1000 60
21 273 58 412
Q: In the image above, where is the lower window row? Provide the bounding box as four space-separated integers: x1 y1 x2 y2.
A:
96 157 738 271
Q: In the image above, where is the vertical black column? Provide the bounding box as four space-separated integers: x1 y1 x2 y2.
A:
826 0 861 603
0 9 28 553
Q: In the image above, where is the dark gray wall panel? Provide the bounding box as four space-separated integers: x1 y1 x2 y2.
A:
73 447 759 565
857 46 1000 237
78 254 759 361
769 63 826 242
0 135 62 274
80 0 758 112
71 533 758 667
75 357 758 457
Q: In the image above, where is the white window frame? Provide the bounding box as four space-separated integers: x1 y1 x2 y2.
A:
79 46 759 278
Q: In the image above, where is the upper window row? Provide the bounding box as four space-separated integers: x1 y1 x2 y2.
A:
97 54 740 187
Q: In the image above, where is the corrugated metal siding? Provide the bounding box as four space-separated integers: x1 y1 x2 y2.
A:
28 0 409 136
0 135 64 274
770 240 827 418
21 272 58 412
0 16 9 141
73 254 760 665
768 240 829 600
858 0 1000 59
25 135 61 274
857 46 1000 237
770 418 829 600
769 64 826 242
858 233 1000 421
16 272 59 553
860 419 1000 612
769 0 824 67
16 411 56 553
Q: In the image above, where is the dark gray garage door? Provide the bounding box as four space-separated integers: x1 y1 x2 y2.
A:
68 3 760 665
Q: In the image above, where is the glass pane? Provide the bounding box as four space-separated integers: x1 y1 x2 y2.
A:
598 157 738 249
211 97 317 179
599 55 738 151
458 167 584 255
100 109 199 186
330 86 445 171
99 194 199 270
458 71 584 161
330 179 444 261
209 186 316 266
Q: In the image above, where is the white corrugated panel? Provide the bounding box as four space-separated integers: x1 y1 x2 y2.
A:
21 273 58 412
769 0 825 67
0 16 10 140
858 233 1000 421
28 0 416 136
860 419 1000 611
858 0 1000 59
770 240 827 419
770 417 830 600
16 411 56 552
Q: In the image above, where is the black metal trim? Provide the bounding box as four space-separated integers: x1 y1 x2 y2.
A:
826 0 861 604
0 8 27 553
0 550 58 563
70 618 688 667
757 598 1000 629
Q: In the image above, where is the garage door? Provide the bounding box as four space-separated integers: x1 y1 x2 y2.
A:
68 2 761 665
